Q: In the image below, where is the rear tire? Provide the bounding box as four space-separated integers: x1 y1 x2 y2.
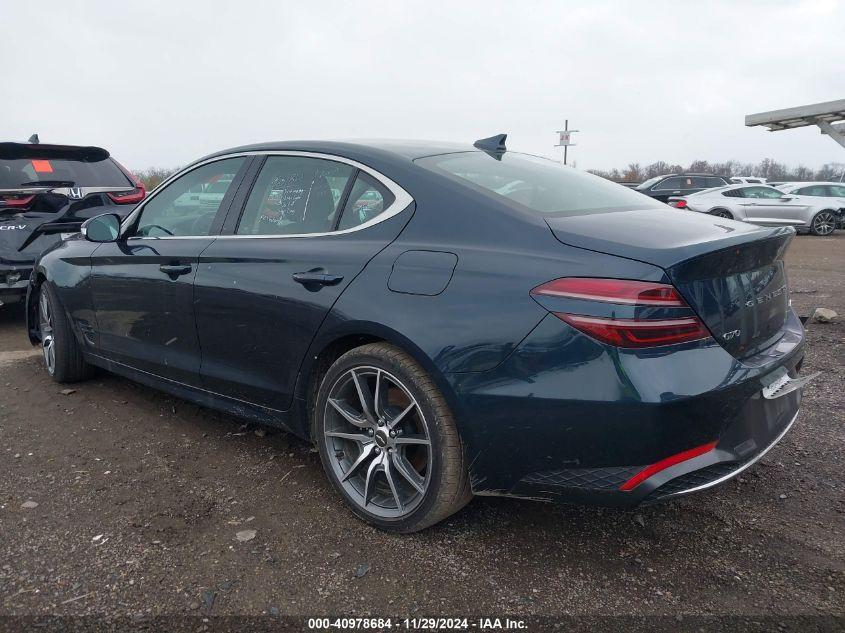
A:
810 210 836 236
314 343 472 533
38 283 95 383
711 208 733 219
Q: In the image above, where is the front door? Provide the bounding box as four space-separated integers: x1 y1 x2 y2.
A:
194 153 412 409
89 157 248 385
741 186 804 226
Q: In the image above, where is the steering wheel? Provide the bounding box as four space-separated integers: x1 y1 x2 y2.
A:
190 213 214 235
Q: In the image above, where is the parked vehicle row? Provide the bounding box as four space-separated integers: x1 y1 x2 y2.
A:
26 136 810 532
667 184 843 235
0 140 144 307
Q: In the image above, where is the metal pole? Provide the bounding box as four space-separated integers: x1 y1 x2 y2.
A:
563 120 568 165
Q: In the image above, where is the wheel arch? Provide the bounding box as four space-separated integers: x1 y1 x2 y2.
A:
295 321 460 441
25 269 49 345
709 207 734 219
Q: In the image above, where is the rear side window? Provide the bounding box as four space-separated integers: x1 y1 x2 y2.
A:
0 156 130 188
237 156 354 236
337 173 395 231
722 188 743 198
705 177 727 187
416 152 664 215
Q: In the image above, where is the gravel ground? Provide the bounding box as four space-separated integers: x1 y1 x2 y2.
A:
0 233 843 628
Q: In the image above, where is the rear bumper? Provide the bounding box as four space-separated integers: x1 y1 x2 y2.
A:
0 263 32 304
448 309 806 506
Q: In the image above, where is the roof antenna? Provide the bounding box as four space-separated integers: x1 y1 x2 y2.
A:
28 133 40 144
473 133 507 157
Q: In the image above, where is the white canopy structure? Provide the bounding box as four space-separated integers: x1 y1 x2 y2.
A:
745 99 845 150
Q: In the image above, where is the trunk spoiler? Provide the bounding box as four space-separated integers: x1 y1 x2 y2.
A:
0 142 110 161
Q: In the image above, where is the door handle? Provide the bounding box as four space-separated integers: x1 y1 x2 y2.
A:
159 264 193 277
292 271 344 287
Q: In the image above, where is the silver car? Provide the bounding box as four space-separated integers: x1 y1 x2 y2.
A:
668 184 842 236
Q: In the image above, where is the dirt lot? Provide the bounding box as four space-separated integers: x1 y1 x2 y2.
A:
1 233 843 627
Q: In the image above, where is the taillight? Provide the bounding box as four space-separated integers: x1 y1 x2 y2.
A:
531 278 712 349
0 194 35 209
531 278 686 307
108 162 147 205
556 314 710 348
107 186 146 205
669 199 687 208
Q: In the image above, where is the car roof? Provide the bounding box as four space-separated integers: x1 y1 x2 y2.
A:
780 181 841 187
199 139 477 165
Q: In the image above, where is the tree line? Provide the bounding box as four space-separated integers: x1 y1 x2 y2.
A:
134 166 181 190
587 159 845 183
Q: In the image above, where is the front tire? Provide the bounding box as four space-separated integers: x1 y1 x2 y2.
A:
315 343 471 532
810 210 836 236
38 284 95 383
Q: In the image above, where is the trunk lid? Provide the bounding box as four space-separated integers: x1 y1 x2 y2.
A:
546 208 794 358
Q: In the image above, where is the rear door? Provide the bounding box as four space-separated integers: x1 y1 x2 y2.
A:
194 152 413 409
89 156 249 385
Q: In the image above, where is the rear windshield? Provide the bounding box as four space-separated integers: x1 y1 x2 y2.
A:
0 157 130 188
417 152 663 215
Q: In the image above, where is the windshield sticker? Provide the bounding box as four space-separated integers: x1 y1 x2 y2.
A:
31 159 54 173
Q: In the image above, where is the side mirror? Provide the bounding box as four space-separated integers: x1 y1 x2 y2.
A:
81 213 121 242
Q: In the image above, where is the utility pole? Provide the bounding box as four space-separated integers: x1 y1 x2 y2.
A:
555 120 578 165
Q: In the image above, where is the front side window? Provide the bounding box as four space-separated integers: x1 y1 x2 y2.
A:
827 185 845 197
134 158 245 237
237 157 354 236
743 186 784 199
797 185 827 196
417 152 664 215
653 177 684 191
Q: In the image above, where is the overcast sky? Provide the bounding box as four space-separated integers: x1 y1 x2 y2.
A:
3 0 844 171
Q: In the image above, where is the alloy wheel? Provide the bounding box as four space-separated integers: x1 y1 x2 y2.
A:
39 291 56 375
323 366 432 518
813 211 836 236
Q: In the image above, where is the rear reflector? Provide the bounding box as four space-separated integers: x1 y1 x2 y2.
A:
556 314 711 348
620 441 718 491
531 278 687 307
